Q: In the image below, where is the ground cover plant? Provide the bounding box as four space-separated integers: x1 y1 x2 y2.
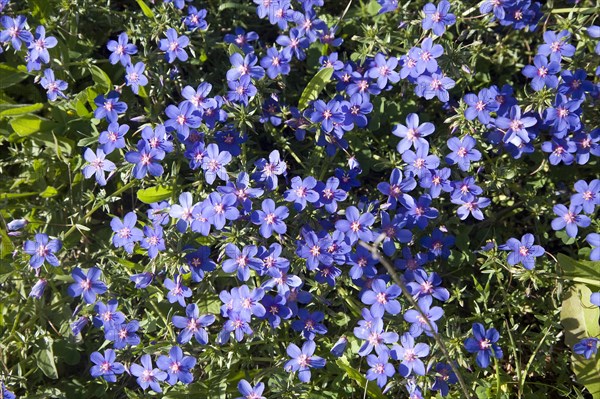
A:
0 0 599 397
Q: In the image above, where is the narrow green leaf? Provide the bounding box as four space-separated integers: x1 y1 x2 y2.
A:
298 67 333 110
0 192 38 199
558 253 600 288
40 186 59 198
0 227 14 259
218 2 256 11
135 0 155 18
0 103 44 117
0 64 28 89
137 185 173 204
89 65 112 93
36 339 59 379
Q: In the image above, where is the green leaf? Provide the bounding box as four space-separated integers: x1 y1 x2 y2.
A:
560 284 600 397
335 358 386 399
228 43 243 57
9 115 45 137
298 67 334 110
135 0 155 18
137 185 173 204
558 253 600 288
0 192 38 199
0 103 44 117
89 65 112 93
0 64 28 89
40 186 59 198
36 338 59 379
218 2 256 11
0 227 14 259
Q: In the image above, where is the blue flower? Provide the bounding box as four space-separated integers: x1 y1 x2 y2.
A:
499 233 545 269
404 296 444 337
445 135 482 171
451 196 491 221
186 246 216 281
90 349 125 383
391 333 429 376
541 138 577 165
184 7 208 31
260 46 291 79
227 75 257 105
94 91 127 122
463 88 499 124
165 274 192 307
310 99 345 133
23 233 61 269
537 30 575 63
521 55 560 91
251 198 289 238
203 192 239 230
67 266 107 304
330 336 348 357
402 143 440 178
368 53 400 89
28 26 57 64
98 122 128 154
130 272 154 289
222 244 261 281
159 28 189 63
296 230 333 271
224 27 259 54
172 303 215 345
93 299 125 328
416 72 455 102
431 362 458 397
284 340 326 383
236 380 266 399
415 38 443 75
227 53 265 81
422 1 455 36
164 101 201 139
143 124 174 153
252 150 287 190
201 144 231 184
125 62 148 94
110 212 143 253
353 310 398 356
105 320 141 349
140 225 165 259
106 32 137 66
366 351 395 388
276 28 309 60
573 338 599 359
170 192 197 232
464 323 503 368
29 278 48 299
361 279 402 317
40 69 68 101
82 148 115 186
291 309 327 340
586 233 600 261
130 354 167 393
316 177 347 213
494 105 537 147
125 140 165 179
551 204 591 238
284 176 319 211
407 270 450 301
0 15 33 50
157 346 196 385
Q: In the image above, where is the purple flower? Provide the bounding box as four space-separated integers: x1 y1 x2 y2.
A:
94 91 127 122
67 267 107 304
227 53 265 81
0 15 33 50
310 99 345 133
291 309 327 340
260 46 291 79
366 351 395 388
377 168 416 209
392 113 435 153
170 192 196 233
494 105 537 146
159 28 189 63
543 94 582 136
165 274 192 307
93 299 125 328
203 192 239 230
499 234 545 270
201 144 232 184
220 311 253 343
445 135 481 171
157 346 196 385
224 27 259 54
105 320 140 348
125 140 165 179
40 68 68 100
28 26 57 64
143 124 173 153
341 93 373 129
421 168 452 198
335 206 375 244
276 28 309 60
541 138 577 165
451 196 491 221
7 218 28 231
464 323 503 368
184 6 208 31
573 338 599 359
330 336 348 357
29 278 48 299
182 82 215 111
252 150 287 190
403 296 444 337
23 233 61 269
284 176 319 211
361 279 402 317
464 88 499 124
537 30 575 62
431 362 458 397
572 179 600 214
368 53 400 89
421 228 455 260
353 310 398 356
296 230 333 271
407 270 450 301
130 354 167 393
416 72 455 102
106 32 137 66
402 143 440 178
521 55 560 91
402 194 439 229
130 272 154 289
415 38 443 75
110 212 143 254
98 122 128 154
391 333 429 376
377 0 398 13
90 349 125 383
551 204 591 238
222 244 261 281
140 225 165 259
422 1 456 36
165 101 201 139
172 303 215 345
316 177 347 213
251 198 289 238
218 171 264 212
82 148 115 186
125 62 148 94
284 340 326 383
227 75 257 105
236 380 266 399
268 0 294 30
70 316 89 335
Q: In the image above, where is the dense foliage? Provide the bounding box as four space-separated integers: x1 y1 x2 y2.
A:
0 0 599 398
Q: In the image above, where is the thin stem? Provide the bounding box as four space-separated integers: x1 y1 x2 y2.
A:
359 239 474 399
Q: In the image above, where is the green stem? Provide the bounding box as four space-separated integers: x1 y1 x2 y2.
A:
63 180 137 240
550 7 598 13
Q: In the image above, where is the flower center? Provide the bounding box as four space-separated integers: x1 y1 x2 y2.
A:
376 292 388 304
